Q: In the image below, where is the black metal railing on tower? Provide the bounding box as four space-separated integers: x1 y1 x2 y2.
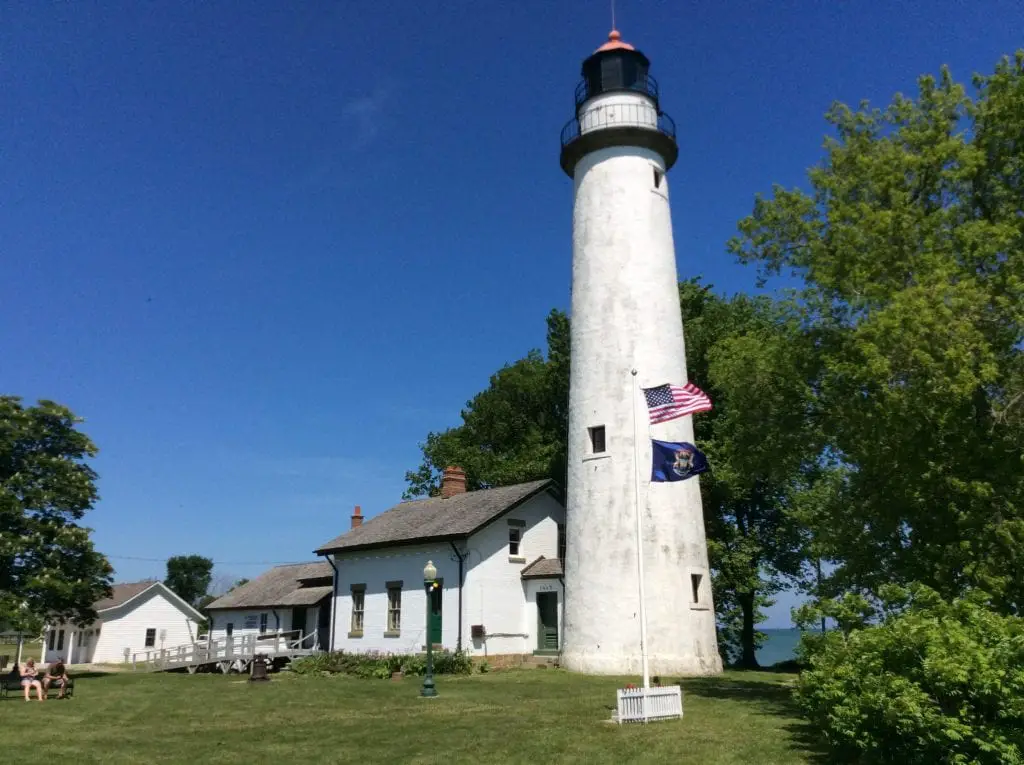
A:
574 73 660 110
560 102 676 149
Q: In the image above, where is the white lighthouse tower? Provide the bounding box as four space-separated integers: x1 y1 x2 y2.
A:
559 29 722 676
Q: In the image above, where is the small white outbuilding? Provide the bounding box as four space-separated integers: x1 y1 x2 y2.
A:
43 581 204 665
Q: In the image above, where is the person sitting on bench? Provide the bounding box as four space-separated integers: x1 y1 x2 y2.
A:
43 658 69 699
21 659 43 702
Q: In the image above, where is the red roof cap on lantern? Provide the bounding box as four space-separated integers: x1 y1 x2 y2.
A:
594 29 635 53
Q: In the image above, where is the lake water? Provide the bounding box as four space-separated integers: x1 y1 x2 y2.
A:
755 628 804 666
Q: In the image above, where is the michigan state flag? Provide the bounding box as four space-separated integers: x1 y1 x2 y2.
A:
651 439 709 482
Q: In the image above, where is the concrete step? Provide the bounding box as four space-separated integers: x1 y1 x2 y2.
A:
523 654 560 669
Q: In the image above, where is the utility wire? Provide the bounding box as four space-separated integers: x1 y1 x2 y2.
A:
104 554 310 566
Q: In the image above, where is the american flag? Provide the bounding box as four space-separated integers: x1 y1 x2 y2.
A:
643 382 713 424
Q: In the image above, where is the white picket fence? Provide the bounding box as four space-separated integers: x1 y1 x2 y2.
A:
615 685 684 723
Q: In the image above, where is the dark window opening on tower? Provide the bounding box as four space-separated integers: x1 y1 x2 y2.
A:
589 426 606 453
690 573 703 604
509 527 521 556
653 168 663 188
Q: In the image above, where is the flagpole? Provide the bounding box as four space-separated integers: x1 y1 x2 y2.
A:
630 368 651 705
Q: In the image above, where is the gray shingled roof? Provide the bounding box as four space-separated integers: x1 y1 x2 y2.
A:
521 556 564 579
95 581 159 611
205 562 334 610
314 479 554 554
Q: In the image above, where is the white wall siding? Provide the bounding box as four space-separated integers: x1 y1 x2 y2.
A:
207 608 291 641
43 621 100 665
463 492 565 656
330 543 459 655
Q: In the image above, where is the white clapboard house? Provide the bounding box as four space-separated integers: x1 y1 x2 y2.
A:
43 581 204 665
313 467 566 658
204 562 334 650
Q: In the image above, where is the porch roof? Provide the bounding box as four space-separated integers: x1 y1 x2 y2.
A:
520 556 563 579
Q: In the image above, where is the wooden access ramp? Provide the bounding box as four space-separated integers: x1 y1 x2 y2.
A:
128 632 319 674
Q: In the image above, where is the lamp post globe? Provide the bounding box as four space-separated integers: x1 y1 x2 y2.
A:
420 560 438 698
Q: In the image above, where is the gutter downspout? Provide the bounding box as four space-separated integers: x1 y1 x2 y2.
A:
325 555 339 653
449 541 466 652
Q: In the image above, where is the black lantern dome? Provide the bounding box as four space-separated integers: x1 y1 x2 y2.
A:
559 30 677 177
576 30 655 112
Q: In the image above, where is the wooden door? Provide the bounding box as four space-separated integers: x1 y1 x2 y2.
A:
536 592 559 652
428 580 443 646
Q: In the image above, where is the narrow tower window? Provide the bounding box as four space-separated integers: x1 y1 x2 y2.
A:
653 168 663 188
509 527 521 556
690 573 703 604
588 426 606 454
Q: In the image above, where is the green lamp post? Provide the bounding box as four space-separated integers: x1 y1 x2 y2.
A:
420 560 438 698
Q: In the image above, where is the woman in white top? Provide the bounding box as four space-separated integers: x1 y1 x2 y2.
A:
21 658 43 702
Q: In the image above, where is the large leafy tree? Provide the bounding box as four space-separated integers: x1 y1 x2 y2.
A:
687 286 826 667
0 397 113 631
728 52 1024 612
165 554 214 607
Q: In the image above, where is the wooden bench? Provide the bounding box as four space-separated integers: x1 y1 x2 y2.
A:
0 675 75 699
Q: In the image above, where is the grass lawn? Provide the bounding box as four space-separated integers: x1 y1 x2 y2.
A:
0 641 42 664
1 668 821 764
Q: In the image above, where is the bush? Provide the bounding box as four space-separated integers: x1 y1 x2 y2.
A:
290 649 473 679
794 584 1024 764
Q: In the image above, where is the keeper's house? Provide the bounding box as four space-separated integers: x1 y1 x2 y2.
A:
313 468 566 658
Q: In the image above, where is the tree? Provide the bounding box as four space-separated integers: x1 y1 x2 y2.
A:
678 282 825 667
0 396 113 631
403 309 569 497
728 52 1024 611
794 584 1024 764
164 555 213 607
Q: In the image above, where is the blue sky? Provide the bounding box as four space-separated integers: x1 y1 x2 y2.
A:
3 1 1021 625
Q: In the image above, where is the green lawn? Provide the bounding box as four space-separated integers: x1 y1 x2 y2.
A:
2 668 821 764
0 641 41 664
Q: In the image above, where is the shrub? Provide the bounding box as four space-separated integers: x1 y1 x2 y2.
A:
290 649 473 679
794 584 1024 764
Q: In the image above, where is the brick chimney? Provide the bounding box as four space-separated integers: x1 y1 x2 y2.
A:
350 505 363 529
440 466 467 498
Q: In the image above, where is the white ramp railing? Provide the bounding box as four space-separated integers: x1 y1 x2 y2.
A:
128 631 319 671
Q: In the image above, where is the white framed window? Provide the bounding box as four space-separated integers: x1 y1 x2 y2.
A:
259 613 268 634
385 581 402 635
144 628 156 647
508 519 526 561
350 584 365 636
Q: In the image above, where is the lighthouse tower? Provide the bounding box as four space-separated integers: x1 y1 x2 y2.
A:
559 30 722 676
